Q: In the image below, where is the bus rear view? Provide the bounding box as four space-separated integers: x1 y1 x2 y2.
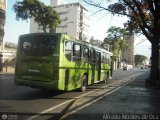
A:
14 33 60 90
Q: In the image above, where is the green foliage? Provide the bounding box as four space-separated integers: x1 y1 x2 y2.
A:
134 54 147 66
104 26 128 60
13 0 61 32
82 0 160 43
4 42 17 49
82 0 160 80
107 26 127 39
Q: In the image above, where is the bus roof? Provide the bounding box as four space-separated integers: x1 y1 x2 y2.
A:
19 33 113 55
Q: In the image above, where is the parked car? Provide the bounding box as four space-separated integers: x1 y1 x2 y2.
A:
123 66 127 70
141 66 143 69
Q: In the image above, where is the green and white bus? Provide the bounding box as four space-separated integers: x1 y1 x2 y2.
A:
14 33 112 92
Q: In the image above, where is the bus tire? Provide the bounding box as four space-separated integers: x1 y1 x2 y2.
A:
81 75 87 92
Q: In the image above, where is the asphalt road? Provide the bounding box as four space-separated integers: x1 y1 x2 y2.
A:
0 68 149 119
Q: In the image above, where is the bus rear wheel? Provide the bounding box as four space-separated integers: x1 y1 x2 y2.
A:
81 75 87 92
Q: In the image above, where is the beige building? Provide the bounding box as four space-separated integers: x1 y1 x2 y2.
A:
121 34 134 65
0 0 6 51
51 0 65 6
30 0 90 41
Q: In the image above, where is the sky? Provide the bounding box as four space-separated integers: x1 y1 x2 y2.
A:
3 0 151 58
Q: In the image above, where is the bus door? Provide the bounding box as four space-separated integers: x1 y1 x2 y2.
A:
97 52 101 81
90 49 96 83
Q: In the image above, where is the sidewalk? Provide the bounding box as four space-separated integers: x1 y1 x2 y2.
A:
0 67 15 74
66 71 160 120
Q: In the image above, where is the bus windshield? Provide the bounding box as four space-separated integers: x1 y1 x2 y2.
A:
20 35 58 56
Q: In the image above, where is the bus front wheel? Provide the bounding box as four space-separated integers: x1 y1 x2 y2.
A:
81 75 87 92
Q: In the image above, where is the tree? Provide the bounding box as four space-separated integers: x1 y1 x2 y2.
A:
104 26 128 62
134 54 148 66
13 0 61 32
118 39 128 62
82 0 160 85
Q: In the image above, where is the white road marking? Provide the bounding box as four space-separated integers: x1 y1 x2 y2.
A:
27 73 142 120
27 100 73 120
0 76 13 80
71 75 138 114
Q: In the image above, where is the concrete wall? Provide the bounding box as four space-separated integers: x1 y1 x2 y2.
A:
2 67 15 73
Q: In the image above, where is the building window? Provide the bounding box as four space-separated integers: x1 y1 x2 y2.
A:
38 26 43 30
65 5 69 8
58 11 68 15
62 17 68 22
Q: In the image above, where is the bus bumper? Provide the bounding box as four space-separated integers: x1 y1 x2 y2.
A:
14 77 61 90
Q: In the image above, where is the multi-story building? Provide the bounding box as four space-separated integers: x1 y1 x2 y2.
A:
90 38 102 47
0 0 6 71
30 0 90 41
121 34 134 65
0 0 6 51
51 0 65 6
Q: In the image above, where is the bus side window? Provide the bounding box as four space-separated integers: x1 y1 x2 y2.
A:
83 47 89 61
65 41 72 61
106 54 109 63
102 53 105 63
73 44 81 61
108 55 111 63
89 49 96 63
93 50 96 63
95 52 99 63
89 49 92 63
96 52 100 63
